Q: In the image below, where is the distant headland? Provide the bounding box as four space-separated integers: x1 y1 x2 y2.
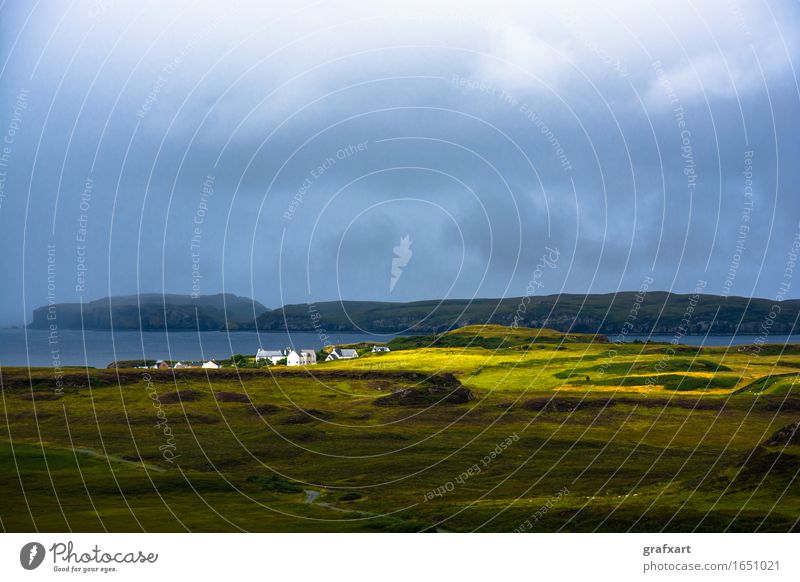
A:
28 291 800 336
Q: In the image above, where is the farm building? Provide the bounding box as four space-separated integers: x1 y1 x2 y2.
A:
255 349 287 365
325 348 359 361
257 347 317 365
286 349 317 366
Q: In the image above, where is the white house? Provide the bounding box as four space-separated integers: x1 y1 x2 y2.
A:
202 360 220 369
257 347 317 366
286 349 317 366
325 348 359 361
371 346 390 353
256 348 287 365
286 350 301 366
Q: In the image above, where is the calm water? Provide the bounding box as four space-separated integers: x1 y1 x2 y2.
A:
620 334 800 347
0 329 403 368
1 329 799 368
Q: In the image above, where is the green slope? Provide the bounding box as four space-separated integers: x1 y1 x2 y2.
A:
257 292 800 335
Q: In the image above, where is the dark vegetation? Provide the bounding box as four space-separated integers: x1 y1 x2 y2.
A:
373 385 475 407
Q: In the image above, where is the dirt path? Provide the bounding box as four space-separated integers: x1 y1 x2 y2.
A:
70 446 167 472
303 489 356 513
304 489 321 503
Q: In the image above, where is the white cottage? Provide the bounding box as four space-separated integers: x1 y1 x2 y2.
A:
255 349 287 365
287 349 317 366
286 350 301 366
325 348 359 361
257 347 317 366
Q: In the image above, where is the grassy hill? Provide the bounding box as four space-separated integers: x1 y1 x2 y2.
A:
256 292 800 335
388 324 604 350
31 291 800 335
29 293 270 331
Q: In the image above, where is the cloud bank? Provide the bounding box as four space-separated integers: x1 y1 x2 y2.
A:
0 0 798 325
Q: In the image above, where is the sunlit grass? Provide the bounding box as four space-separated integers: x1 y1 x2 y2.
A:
1 327 798 532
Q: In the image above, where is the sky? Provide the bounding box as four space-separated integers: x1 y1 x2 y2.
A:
0 0 798 325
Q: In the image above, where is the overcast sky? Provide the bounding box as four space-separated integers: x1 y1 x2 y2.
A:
0 0 798 324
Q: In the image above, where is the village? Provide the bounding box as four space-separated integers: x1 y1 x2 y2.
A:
138 344 391 370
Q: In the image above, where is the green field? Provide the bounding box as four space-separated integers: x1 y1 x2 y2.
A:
1 325 798 532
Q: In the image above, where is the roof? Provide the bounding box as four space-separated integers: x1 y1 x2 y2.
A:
256 349 285 358
338 348 358 358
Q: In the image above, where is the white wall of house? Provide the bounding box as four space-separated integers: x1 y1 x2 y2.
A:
286 350 302 366
258 347 316 365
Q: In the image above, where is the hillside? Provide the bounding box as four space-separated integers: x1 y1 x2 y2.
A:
387 324 604 350
257 292 800 335
29 293 269 331
30 291 800 335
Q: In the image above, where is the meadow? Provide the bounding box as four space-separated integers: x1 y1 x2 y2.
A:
1 325 798 532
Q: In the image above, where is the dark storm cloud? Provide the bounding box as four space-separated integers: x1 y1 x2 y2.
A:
0 0 798 325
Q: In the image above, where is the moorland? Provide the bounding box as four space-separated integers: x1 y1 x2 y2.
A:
1 325 798 532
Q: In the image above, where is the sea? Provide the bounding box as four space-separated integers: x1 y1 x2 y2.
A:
620 334 800 347
0 328 799 368
0 329 403 368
